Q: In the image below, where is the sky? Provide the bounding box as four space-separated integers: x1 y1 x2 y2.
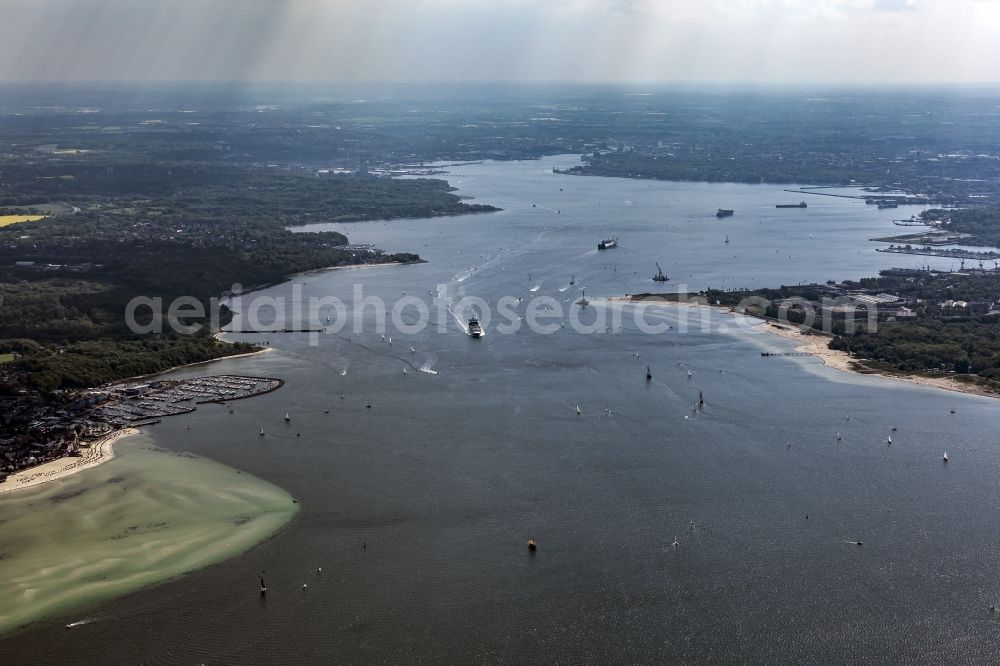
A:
2 0 999 84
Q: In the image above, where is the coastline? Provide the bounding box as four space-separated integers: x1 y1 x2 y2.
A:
0 345 273 497
757 321 1000 400
624 295 1000 401
118 343 273 384
289 259 424 279
0 427 139 496
0 435 299 635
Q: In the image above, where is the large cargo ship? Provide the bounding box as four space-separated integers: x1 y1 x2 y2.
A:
776 201 808 209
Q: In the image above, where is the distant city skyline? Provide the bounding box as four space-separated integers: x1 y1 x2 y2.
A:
3 0 999 84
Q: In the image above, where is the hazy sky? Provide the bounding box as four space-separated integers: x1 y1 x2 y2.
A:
3 0 999 84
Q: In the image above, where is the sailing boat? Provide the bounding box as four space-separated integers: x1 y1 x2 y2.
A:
570 274 575 286
259 575 267 596
577 290 589 307
259 427 265 437
725 234 730 244
652 262 668 282
887 434 892 445
699 390 704 408
576 405 582 416
646 365 652 381
284 413 291 422
943 451 949 462
836 432 842 441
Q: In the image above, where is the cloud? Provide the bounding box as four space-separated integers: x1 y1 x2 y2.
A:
0 0 997 83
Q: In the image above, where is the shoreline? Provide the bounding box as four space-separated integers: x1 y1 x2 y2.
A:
289 259 424 279
757 321 1000 400
1 346 274 497
0 427 139 496
114 344 273 385
625 295 1000 401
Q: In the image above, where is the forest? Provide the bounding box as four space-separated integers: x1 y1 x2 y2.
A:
921 207 1000 246
0 130 493 392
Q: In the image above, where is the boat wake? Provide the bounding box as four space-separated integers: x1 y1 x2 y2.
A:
419 355 439 375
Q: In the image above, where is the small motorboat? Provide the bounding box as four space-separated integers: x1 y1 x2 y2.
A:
527 539 537 552
943 451 949 463
284 413 291 422
646 365 652 381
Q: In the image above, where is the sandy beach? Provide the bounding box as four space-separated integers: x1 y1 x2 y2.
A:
0 343 273 498
0 428 139 496
757 321 1000 399
624 295 1000 401
126 343 272 380
290 260 420 278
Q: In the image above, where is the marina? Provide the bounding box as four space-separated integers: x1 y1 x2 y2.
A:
93 376 283 426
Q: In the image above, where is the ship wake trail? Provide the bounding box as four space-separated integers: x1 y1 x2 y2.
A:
419 354 439 375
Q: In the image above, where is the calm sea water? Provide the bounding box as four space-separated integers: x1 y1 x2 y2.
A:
5 158 1000 664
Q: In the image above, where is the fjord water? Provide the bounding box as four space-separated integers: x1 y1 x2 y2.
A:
5 158 1000 663
0 434 296 635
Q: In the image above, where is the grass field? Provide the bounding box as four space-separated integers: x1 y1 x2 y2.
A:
0 215 45 227
0 354 14 364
